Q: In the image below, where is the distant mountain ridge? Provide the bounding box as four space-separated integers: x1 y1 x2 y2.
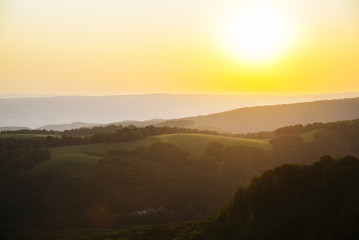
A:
186 97 359 133
38 122 100 131
37 120 167 131
1 93 359 128
0 126 30 131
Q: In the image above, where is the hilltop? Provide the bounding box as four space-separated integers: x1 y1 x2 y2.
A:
186 97 359 133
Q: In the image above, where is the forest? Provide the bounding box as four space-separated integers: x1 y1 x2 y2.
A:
2 155 359 240
1 119 359 239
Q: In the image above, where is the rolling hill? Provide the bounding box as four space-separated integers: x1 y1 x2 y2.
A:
155 133 270 156
31 133 270 176
186 97 359 133
2 119 359 236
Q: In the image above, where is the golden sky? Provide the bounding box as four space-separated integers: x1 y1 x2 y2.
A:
0 0 358 95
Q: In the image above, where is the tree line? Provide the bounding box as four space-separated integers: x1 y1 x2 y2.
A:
0 138 51 169
45 125 220 147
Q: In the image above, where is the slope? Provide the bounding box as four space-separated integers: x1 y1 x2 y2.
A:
183 155 359 240
6 156 359 240
154 133 270 156
32 133 270 176
186 97 359 133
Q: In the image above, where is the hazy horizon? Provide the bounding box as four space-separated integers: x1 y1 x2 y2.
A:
1 91 359 99
1 92 359 129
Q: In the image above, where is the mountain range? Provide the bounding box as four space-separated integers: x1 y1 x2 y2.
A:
28 97 359 133
1 93 359 129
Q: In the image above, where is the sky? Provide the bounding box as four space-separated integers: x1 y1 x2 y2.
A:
0 0 359 96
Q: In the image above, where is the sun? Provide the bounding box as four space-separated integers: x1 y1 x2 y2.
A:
221 2 296 64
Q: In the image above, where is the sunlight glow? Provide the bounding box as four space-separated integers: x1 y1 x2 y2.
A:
221 2 296 64
1 0 359 95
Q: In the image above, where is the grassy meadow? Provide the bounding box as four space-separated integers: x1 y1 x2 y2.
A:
155 133 271 156
31 133 270 176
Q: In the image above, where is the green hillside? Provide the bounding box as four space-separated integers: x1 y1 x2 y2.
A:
32 137 159 175
300 129 322 142
154 133 270 156
32 134 269 175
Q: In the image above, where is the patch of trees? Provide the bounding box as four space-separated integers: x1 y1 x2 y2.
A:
155 119 196 128
274 119 359 137
231 130 275 139
181 155 359 240
0 138 51 169
62 124 121 136
269 119 359 164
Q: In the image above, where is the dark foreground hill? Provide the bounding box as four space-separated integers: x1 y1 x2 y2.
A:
186 97 359 133
3 155 359 240
182 155 359 240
